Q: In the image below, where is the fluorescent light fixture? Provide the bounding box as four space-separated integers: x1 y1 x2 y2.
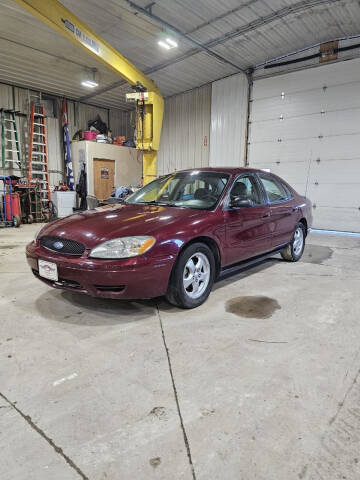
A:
81 68 99 88
166 37 178 48
81 80 99 88
158 40 171 50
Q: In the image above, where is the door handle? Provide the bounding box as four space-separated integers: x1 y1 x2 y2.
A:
292 206 299 212
262 213 270 218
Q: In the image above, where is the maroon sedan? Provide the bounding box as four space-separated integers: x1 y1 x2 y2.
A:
26 168 312 308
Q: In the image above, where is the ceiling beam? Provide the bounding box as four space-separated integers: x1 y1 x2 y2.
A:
124 0 247 73
81 0 341 101
205 0 342 49
186 0 260 35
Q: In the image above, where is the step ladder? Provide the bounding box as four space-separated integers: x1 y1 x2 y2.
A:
1 109 22 169
28 104 50 207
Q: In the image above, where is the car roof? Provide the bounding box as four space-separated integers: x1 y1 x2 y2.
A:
175 167 265 175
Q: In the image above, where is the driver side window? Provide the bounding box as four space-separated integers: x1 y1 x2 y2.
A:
230 175 262 205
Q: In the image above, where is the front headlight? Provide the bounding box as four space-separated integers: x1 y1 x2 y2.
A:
89 236 156 259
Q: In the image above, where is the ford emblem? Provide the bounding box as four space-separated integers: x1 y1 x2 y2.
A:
53 241 64 250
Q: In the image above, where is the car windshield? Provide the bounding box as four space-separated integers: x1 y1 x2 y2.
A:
126 171 230 210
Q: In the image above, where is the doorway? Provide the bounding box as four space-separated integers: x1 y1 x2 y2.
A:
93 158 115 200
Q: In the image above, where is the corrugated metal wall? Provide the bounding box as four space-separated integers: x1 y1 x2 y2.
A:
157 85 211 176
210 73 248 167
109 109 134 138
0 82 132 184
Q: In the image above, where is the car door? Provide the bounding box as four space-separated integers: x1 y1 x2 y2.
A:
223 174 272 266
257 173 296 248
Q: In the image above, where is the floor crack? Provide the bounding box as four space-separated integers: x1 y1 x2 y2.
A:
0 391 89 480
156 304 197 480
329 366 360 425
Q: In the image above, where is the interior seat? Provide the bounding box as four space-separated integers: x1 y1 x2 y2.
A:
231 182 248 200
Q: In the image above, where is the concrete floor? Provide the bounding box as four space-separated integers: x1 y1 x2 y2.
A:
1 224 360 480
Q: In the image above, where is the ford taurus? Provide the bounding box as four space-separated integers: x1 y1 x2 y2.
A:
26 168 312 308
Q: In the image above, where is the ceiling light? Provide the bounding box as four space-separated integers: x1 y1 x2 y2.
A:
165 37 178 48
81 68 99 88
158 40 171 50
81 80 99 88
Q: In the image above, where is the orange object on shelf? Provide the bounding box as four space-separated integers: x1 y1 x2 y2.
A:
113 135 126 145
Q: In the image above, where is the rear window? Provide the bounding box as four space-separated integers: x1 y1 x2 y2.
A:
259 175 290 203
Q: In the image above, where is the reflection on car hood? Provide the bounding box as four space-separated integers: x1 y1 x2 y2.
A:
38 203 205 249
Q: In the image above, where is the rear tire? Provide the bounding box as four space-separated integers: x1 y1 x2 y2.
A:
281 222 305 262
166 242 215 309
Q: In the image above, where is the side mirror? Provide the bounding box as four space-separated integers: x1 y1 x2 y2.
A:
229 197 254 209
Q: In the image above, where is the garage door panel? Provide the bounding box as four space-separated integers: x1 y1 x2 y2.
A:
312 134 360 159
250 160 309 183
251 83 360 122
251 93 323 121
252 59 360 99
312 207 360 232
250 116 319 142
321 109 360 136
291 183 307 196
307 183 358 208
271 163 309 185
324 83 360 110
252 110 360 142
248 137 314 162
309 158 360 183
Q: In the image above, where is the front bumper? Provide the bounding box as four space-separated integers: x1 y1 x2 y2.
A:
26 241 175 299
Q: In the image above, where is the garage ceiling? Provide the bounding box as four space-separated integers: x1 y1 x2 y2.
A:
0 0 360 110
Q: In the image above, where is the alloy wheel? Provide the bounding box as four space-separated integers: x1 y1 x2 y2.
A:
293 227 304 255
183 252 211 299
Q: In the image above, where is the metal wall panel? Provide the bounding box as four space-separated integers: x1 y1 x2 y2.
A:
248 58 360 232
109 109 133 138
157 85 211 176
210 73 248 167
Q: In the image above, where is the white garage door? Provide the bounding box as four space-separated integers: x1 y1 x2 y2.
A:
248 59 360 232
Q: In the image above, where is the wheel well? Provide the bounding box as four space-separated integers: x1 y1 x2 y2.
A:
180 237 222 278
299 218 308 236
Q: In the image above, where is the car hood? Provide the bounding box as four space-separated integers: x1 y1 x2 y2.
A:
38 204 205 249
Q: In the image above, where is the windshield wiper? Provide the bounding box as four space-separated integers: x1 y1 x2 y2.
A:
140 200 178 207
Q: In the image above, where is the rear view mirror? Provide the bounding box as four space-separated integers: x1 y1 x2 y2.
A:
230 197 254 208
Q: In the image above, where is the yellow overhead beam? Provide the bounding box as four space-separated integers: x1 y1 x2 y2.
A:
14 0 164 184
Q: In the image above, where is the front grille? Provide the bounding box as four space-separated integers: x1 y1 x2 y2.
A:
40 236 85 256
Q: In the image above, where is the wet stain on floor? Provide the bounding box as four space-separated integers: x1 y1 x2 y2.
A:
226 295 281 319
301 245 333 264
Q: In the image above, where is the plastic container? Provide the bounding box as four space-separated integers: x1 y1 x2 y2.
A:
84 131 97 140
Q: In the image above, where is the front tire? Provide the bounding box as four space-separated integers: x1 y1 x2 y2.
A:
166 242 215 309
281 222 305 262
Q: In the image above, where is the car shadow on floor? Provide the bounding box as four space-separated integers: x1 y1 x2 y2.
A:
35 289 158 326
35 256 284 323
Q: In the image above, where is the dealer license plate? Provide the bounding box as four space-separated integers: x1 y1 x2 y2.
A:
38 259 58 281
